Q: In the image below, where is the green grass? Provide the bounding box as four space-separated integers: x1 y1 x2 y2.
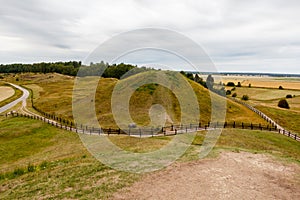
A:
256 105 300 134
0 117 139 199
0 117 299 199
0 83 23 108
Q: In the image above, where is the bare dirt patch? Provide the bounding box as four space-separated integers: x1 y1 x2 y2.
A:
0 86 15 102
112 151 300 200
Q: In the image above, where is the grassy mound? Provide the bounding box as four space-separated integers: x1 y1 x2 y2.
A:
6 72 267 128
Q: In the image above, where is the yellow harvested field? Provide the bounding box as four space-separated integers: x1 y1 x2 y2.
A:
200 75 300 90
222 76 300 89
0 86 15 102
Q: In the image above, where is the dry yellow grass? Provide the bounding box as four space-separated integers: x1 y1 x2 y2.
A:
3 73 268 127
0 86 15 102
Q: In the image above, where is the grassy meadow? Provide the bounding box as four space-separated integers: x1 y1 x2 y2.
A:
218 75 300 89
225 83 300 133
0 116 299 199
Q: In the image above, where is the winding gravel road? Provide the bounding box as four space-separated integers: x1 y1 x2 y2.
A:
0 83 29 114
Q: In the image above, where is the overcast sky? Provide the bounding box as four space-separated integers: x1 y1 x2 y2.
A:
1 0 300 74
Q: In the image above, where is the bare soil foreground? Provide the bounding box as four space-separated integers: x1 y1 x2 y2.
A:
0 86 14 102
112 151 300 200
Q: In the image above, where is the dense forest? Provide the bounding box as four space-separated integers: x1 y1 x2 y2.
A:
0 61 151 79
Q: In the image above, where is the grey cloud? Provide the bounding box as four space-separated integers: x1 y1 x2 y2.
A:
0 0 299 73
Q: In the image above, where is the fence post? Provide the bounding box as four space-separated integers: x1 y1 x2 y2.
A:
242 122 244 129
251 123 253 130
233 121 236 128
199 122 201 128
139 128 142 138
118 128 121 135
295 134 297 140
175 129 177 135
151 128 153 137
171 124 174 131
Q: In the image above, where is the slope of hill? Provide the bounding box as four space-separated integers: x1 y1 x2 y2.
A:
3 72 267 128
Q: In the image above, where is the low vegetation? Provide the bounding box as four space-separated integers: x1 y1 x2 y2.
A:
241 95 249 101
0 116 299 199
278 99 290 109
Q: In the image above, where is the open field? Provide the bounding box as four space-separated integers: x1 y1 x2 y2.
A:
0 86 14 102
226 86 300 101
0 117 299 199
0 117 139 199
200 75 300 90
223 85 300 133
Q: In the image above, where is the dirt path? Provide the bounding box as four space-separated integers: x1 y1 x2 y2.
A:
0 86 14 102
112 151 300 200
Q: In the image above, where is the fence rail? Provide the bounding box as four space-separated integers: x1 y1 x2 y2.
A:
6 112 300 142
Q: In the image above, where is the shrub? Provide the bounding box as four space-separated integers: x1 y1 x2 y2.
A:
27 163 36 172
279 86 284 90
226 82 235 87
232 93 237 97
226 90 232 95
278 99 290 109
13 168 25 177
231 87 236 91
241 95 249 101
237 82 242 87
249 84 251 88
286 94 293 98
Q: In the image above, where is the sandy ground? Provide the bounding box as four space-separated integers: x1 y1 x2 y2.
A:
0 86 14 102
112 151 300 200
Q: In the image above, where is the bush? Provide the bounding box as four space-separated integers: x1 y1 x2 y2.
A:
241 95 249 101
231 87 236 91
27 163 36 172
279 86 284 90
249 84 251 88
226 90 232 95
237 82 242 87
226 82 235 87
286 94 293 98
232 93 237 97
278 99 290 109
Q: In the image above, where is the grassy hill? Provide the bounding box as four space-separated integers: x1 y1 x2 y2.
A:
4 72 267 128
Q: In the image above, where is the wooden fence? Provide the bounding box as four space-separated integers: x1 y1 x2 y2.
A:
7 112 300 142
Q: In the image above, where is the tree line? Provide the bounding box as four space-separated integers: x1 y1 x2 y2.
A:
0 61 152 79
